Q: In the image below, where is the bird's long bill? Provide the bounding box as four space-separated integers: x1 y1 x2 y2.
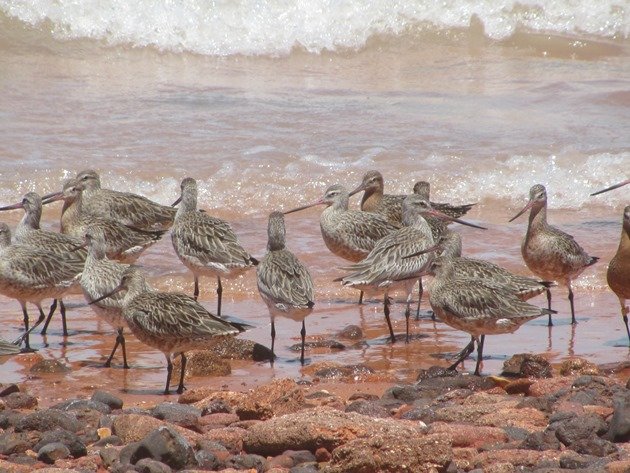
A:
283 200 324 215
41 191 65 205
0 201 24 211
403 242 442 259
89 284 124 305
171 196 182 207
508 200 534 222
590 179 630 196
348 182 365 197
429 209 487 230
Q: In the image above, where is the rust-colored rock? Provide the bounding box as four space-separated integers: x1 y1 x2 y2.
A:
477 407 548 432
428 422 509 448
559 358 600 376
234 379 306 421
171 350 231 377
111 413 201 445
323 432 452 473
201 426 248 454
472 448 561 469
528 377 574 397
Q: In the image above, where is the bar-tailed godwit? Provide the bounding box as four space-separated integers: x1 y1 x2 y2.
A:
257 211 314 364
606 206 630 343
510 184 598 325
171 178 257 316
90 267 243 394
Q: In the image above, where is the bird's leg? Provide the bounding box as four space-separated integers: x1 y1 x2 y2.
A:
59 299 68 336
405 289 413 344
20 303 32 352
415 279 423 319
474 335 485 376
448 336 475 371
619 298 630 345
358 290 364 305
300 320 306 365
546 288 553 326
567 282 577 325
193 276 199 301
270 320 276 366
383 293 396 343
164 354 173 395
104 330 121 368
120 328 130 369
177 353 187 394
216 276 223 316
40 299 58 335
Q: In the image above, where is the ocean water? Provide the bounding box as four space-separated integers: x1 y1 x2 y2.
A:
0 0 628 402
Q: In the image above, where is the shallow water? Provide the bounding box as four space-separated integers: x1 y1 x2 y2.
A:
0 1 629 406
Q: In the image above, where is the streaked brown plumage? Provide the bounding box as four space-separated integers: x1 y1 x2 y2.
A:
606 205 630 343
90 267 243 394
348 171 476 227
74 169 176 230
171 177 257 316
428 256 553 375
510 184 598 325
257 211 314 363
43 180 165 263
0 192 86 336
0 223 83 351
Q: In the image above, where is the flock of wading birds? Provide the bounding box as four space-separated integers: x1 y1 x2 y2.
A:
0 170 628 394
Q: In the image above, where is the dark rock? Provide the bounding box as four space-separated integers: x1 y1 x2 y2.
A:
503 426 530 442
570 436 618 457
383 384 424 403
313 363 374 379
92 389 124 410
130 426 196 470
0 410 25 429
15 408 79 432
151 402 201 429
337 324 363 340
521 430 562 451
559 451 600 469
0 431 37 455
2 392 37 409
348 392 379 402
252 343 274 362
516 396 554 413
0 383 20 397
605 391 630 443
554 414 608 447
37 442 70 464
135 458 173 473
501 353 552 378
29 359 71 373
200 399 232 415
99 446 120 469
53 398 112 414
398 407 427 421
194 450 224 470
290 464 319 473
413 372 495 398
33 428 87 458
291 340 345 351
94 435 124 447
224 453 266 472
345 400 390 418
284 449 317 465
416 366 458 380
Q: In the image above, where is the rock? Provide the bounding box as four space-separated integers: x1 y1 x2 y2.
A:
559 451 600 469
52 398 111 414
284 449 317 465
605 391 630 442
501 354 552 379
520 430 562 451
291 340 345 351
527 377 573 398
503 378 534 395
315 447 331 462
199 399 232 415
92 390 124 410
345 400 390 418
15 409 79 433
135 458 173 473
552 413 608 447
234 378 305 421
224 453 266 472
206 337 273 362
194 450 224 470
428 422 508 448
323 432 452 473
337 325 363 340
559 358 600 376
2 392 37 410
471 449 561 469
0 431 38 455
129 426 196 470
29 359 71 373
37 442 71 464
151 403 201 430
243 406 425 456
201 427 247 454
0 384 20 397
570 436 618 457
33 429 87 458
312 363 374 380
171 350 231 377
197 412 239 430
112 413 201 445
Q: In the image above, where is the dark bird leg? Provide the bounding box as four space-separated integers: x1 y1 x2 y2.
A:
448 336 475 371
473 335 485 376
416 279 423 319
217 276 223 316
358 290 364 305
120 329 130 369
383 293 396 343
193 276 199 301
176 353 187 394
300 320 306 364
619 299 630 345
270 320 276 366
546 288 553 326
104 332 121 368
164 354 173 395
567 283 577 325
40 299 58 335
59 299 68 336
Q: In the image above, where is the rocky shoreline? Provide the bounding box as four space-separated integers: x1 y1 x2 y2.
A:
0 352 629 473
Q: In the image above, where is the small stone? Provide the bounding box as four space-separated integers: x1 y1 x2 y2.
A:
151 403 201 429
33 428 87 458
315 447 331 462
284 449 317 465
501 354 552 379
130 426 196 470
91 390 124 410
224 453 266 472
15 409 79 433
559 358 600 376
2 392 37 410
0 384 20 397
337 325 363 340
605 392 630 443
135 458 173 473
37 442 70 464
29 359 71 373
